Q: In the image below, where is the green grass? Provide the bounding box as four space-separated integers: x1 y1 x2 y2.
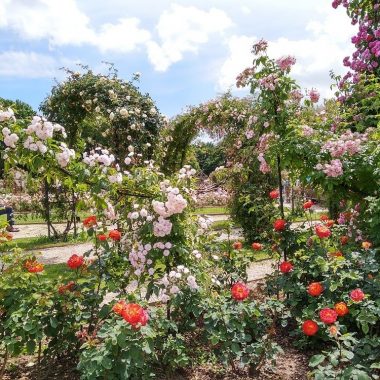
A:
4 234 89 251
210 220 236 231
44 263 75 282
288 210 326 222
194 206 228 215
0 211 90 225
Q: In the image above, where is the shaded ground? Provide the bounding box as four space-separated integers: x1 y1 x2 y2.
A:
4 332 310 380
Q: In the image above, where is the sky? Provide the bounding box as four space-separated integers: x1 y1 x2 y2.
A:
0 0 355 117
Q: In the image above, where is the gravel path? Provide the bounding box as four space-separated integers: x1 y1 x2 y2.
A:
31 242 94 265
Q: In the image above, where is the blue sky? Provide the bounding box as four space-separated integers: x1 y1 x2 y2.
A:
0 0 355 117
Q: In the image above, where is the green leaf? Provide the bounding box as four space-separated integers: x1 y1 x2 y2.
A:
231 342 240 354
309 354 325 367
101 356 112 369
50 317 58 328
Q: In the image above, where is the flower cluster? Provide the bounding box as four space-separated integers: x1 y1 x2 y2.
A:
0 108 15 122
316 159 343 177
258 153 271 173
56 143 75 168
2 127 19 148
159 265 199 302
178 165 196 179
259 74 279 91
322 130 368 157
83 148 115 167
112 301 149 328
152 186 187 218
276 56 296 71
23 116 66 154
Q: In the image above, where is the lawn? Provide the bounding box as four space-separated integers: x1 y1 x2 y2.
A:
4 233 89 251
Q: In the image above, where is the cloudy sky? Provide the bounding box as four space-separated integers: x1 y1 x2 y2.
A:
0 0 355 117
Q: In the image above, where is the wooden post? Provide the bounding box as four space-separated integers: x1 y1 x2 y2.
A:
44 179 51 238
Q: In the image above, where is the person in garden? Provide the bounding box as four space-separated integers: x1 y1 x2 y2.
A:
0 205 19 232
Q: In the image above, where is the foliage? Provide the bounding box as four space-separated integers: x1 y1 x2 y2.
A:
193 141 225 176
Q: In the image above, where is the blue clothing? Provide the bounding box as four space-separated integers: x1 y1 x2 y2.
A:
0 206 15 226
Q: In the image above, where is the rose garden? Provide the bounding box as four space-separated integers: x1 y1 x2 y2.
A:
0 1 380 379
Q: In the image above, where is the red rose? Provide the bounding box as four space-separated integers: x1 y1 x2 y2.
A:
83 215 97 228
122 303 145 326
58 281 76 294
329 250 343 258
320 214 329 221
67 254 84 269
350 288 365 302
251 242 263 251
319 308 338 324
315 225 331 239
334 302 349 317
303 200 314 209
231 282 250 301
97 234 107 241
233 241 243 250
307 282 324 297
113 300 127 316
302 320 319 336
340 235 349 245
279 261 293 273
325 219 335 228
273 219 286 231
25 260 44 273
269 189 280 199
108 230 121 241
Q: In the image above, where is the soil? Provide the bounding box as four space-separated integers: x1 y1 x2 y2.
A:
3 332 310 380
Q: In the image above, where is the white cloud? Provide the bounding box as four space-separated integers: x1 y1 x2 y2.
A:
218 35 255 91
97 18 151 53
0 0 151 53
147 4 233 71
217 7 355 99
0 51 73 78
0 0 95 45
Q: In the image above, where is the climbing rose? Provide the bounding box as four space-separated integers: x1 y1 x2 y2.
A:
302 320 319 336
350 289 365 302
303 200 314 209
121 303 146 327
25 260 44 273
279 261 293 273
231 282 250 301
109 229 121 241
340 235 349 245
233 241 243 250
315 225 331 238
67 254 84 269
307 282 324 297
334 302 349 317
269 189 279 199
97 234 107 241
83 215 97 228
273 219 286 231
309 88 320 103
319 308 338 324
362 241 372 250
251 242 263 251
139 309 149 327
